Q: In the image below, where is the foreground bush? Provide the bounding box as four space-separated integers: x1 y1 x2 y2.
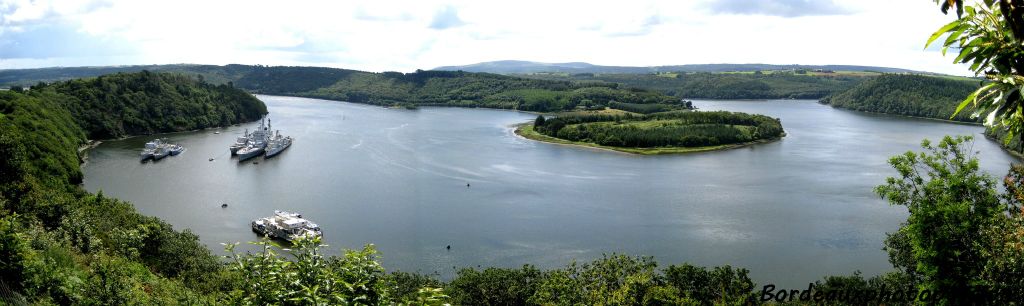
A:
222 238 448 305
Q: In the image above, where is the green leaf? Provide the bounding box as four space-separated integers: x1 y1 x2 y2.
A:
942 28 967 54
927 20 961 49
954 48 974 63
953 88 982 118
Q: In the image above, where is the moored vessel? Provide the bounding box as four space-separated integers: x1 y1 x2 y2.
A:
265 130 292 158
152 145 170 160
231 117 293 161
168 144 184 156
236 144 264 162
230 129 249 155
140 149 154 162
251 210 322 242
140 139 162 162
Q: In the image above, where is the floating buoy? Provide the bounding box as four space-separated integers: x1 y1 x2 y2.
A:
253 161 259 165
466 183 470 188
446 245 451 250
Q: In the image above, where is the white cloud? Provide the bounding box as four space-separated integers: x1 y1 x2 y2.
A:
428 5 464 29
705 0 853 17
0 0 972 75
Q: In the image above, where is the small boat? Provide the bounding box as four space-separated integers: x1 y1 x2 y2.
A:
168 144 184 156
214 131 221 134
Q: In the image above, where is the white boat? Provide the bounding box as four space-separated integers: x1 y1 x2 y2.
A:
231 118 273 155
265 130 292 158
250 118 272 149
152 145 170 160
168 144 184 156
230 128 249 155
140 139 163 162
236 143 264 162
140 149 154 162
251 211 322 242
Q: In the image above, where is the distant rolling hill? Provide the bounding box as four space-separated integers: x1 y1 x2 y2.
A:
432 60 925 74
0 62 942 102
0 64 256 86
0 64 683 113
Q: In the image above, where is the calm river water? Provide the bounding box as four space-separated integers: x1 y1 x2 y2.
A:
82 95 1018 287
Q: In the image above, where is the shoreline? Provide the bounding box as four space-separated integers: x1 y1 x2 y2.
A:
77 140 103 168
983 132 1024 160
820 102 1024 160
821 102 983 126
513 123 784 155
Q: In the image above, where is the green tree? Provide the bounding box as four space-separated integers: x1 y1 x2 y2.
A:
386 271 444 303
530 254 661 305
0 215 31 293
930 0 1024 142
446 265 543 305
875 136 1006 304
222 238 448 305
925 1 1024 294
662 264 756 305
986 163 1024 302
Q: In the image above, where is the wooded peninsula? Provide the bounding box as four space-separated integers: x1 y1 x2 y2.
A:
519 110 785 154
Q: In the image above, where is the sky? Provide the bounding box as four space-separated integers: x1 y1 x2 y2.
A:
0 0 972 75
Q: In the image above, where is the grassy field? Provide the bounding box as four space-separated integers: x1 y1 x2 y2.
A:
514 123 779 155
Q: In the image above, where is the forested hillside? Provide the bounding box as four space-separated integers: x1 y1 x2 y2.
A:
0 78 249 303
818 74 1024 156
520 72 867 99
2 65 685 113
0 64 257 86
238 67 685 112
4 64 858 106
820 74 980 122
36 71 267 139
433 60 921 74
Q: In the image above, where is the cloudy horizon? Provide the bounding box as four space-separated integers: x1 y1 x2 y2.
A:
1 0 972 75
